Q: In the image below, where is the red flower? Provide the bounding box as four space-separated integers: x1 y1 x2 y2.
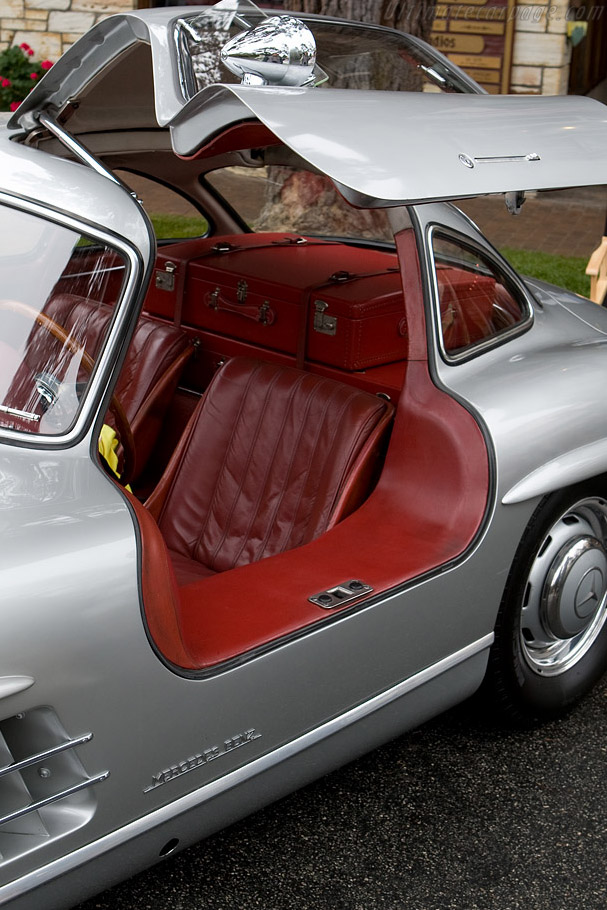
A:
41 60 53 70
9 101 20 111
19 42 30 51
1 78 11 88
29 72 38 80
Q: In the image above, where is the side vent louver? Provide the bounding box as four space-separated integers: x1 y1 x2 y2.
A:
0 708 108 864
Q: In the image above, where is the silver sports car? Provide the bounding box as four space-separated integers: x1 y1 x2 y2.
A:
1 2 607 907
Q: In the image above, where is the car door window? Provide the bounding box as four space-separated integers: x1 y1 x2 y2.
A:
0 204 128 436
432 232 529 357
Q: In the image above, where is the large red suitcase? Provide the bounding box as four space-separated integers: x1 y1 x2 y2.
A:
147 233 407 371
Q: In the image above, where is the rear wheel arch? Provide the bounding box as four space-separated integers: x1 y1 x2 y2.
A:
486 476 607 723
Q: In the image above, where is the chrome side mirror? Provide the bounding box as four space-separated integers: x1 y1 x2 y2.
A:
221 15 316 87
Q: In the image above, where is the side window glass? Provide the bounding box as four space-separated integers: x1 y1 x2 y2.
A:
0 204 128 436
432 233 527 356
115 171 209 240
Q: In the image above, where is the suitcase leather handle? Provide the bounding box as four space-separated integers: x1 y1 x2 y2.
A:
206 288 276 326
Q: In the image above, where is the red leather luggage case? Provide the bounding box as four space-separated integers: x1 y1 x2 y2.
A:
182 233 407 371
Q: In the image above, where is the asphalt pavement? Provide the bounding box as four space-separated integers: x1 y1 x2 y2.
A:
76 677 607 910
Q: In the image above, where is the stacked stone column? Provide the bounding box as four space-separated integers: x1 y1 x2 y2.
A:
0 0 132 59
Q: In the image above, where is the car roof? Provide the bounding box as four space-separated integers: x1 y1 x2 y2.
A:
7 2 607 207
171 85 607 206
0 131 151 252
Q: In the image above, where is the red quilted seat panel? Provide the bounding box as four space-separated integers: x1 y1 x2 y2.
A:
150 357 393 580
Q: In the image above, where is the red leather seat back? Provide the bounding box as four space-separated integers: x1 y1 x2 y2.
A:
152 357 393 575
28 294 191 479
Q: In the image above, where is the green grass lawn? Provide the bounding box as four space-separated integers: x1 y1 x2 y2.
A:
500 247 590 297
150 213 209 239
148 214 592 298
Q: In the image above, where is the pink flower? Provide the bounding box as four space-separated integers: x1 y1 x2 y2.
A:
41 60 53 70
9 101 20 111
29 72 38 80
1 78 11 88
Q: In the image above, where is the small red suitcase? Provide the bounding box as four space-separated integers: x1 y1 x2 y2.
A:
181 233 407 370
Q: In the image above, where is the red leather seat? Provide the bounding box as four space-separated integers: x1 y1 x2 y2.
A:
146 357 394 585
42 294 192 481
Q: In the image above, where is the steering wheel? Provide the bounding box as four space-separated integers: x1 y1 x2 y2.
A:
0 299 135 486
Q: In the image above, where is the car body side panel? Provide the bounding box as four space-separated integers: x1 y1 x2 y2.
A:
2 644 489 910
0 422 521 900
414 202 607 505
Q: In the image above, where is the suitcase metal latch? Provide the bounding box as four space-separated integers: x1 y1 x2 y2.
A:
313 300 337 336
237 280 248 303
155 261 176 292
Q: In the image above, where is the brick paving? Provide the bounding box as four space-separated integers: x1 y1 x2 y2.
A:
459 186 607 259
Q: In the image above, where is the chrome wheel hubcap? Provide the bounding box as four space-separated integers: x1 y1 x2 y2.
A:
520 497 607 676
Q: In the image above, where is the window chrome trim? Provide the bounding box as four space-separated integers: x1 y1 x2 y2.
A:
0 191 141 449
427 223 534 365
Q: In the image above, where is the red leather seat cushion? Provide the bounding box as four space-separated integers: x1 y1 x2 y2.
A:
152 357 393 579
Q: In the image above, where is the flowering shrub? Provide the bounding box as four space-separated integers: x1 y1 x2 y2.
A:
0 43 53 112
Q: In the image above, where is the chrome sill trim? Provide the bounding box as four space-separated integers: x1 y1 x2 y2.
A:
0 634 492 898
0 772 110 828
0 733 93 780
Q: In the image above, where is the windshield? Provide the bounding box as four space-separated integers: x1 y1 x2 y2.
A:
0 204 127 436
178 8 473 96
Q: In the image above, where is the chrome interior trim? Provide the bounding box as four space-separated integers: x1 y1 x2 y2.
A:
0 405 40 422
37 113 123 189
0 633 493 900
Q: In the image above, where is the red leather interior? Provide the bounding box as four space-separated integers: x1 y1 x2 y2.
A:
130 229 491 670
147 357 394 580
137 359 489 669
177 121 281 161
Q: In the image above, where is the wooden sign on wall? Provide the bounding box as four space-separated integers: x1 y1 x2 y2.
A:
431 0 516 93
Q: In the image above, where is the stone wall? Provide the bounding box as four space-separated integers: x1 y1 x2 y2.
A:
0 0 132 60
1 0 573 94
510 0 571 94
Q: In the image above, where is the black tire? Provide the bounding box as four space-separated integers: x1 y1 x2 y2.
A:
486 480 607 724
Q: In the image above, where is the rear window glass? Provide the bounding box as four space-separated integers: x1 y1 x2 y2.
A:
206 165 393 243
